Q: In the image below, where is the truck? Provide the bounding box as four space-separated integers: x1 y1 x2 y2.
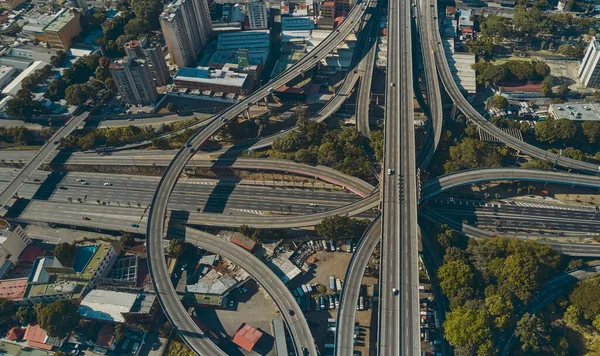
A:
329 295 334 309
336 279 342 292
296 286 304 297
346 239 352 252
329 276 335 291
359 296 364 310
321 240 328 250
329 240 335 251
320 296 326 310
306 284 313 294
301 285 309 295
373 283 379 297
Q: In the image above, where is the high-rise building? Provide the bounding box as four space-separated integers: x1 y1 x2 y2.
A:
247 0 268 30
43 8 82 50
125 39 171 87
160 0 212 68
110 58 158 105
579 39 600 88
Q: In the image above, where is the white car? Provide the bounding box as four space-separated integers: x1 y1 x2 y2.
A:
103 182 112 186
81 182 89 185
388 169 394 175
76 179 84 182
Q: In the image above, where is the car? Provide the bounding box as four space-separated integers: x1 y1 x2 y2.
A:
390 82 396 87
131 342 139 354
33 178 40 182
388 169 394 175
289 309 295 316
189 148 195 153
336 29 340 32
302 347 309 356
103 182 112 186
247 102 253 106
76 179 84 182
82 217 90 220
549 226 556 230
353 69 358 73
58 186 67 190
430 3 433 6
267 87 274 93
412 3 416 5
53 141 59 145
392 288 399 295
433 16 437 19
131 223 139 228
81 182 89 185
185 142 192 148
229 300 235 308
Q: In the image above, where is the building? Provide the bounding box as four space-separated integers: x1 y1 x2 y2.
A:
110 57 159 105
23 242 120 304
160 0 212 67
0 278 28 304
95 325 116 351
0 219 31 273
4 44 60 63
124 39 170 87
173 66 252 95
272 319 288 356
0 64 17 89
318 2 335 29
442 39 476 95
549 103 600 121
247 0 268 29
335 0 354 14
232 323 263 352
23 323 65 351
497 82 543 99
458 9 473 31
43 8 82 50
579 39 600 88
446 6 456 19
1 60 49 96
78 289 155 324
0 0 25 9
230 232 256 252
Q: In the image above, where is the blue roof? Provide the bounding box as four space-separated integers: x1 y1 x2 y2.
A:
175 67 210 79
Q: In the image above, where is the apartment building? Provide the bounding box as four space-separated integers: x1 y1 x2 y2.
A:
110 57 159 105
124 39 171 86
247 0 268 30
579 39 600 88
43 8 82 50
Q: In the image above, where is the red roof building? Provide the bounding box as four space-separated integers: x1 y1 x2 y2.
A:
96 325 115 350
0 278 28 301
6 327 24 341
232 323 263 352
231 233 256 252
23 323 53 350
501 81 542 93
19 245 44 263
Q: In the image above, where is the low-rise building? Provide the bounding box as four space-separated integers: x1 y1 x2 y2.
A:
4 44 60 63
78 289 155 324
497 81 542 99
0 219 31 278
442 39 476 95
318 1 335 29
0 64 16 88
233 323 263 352
230 232 256 252
0 278 28 304
173 66 252 95
548 103 600 121
2 60 49 96
23 323 65 351
458 9 473 31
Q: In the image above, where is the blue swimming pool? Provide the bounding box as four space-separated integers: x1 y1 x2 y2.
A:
73 245 98 272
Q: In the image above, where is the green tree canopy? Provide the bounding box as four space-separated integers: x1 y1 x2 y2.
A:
315 215 370 239
534 118 578 144
569 275 600 321
37 300 80 338
444 306 495 355
168 239 185 258
53 242 77 267
16 305 36 325
489 95 509 110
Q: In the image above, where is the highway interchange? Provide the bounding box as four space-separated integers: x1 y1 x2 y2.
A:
2 0 600 355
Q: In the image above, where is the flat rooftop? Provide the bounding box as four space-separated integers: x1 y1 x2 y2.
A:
78 289 138 323
550 103 600 121
0 278 28 301
44 9 75 32
174 67 248 88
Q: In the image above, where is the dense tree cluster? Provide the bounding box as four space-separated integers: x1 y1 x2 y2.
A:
472 60 551 86
37 300 80 338
237 225 288 241
443 138 506 173
53 242 77 266
438 231 562 355
0 126 51 146
271 118 373 180
489 95 509 110
167 239 185 258
315 215 370 240
50 50 68 67
21 65 53 91
5 90 44 119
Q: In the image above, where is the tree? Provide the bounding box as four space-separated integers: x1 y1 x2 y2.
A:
37 300 80 338
534 118 577 144
125 18 151 37
485 292 514 329
5 89 42 119
53 242 76 267
437 260 474 307
444 138 505 173
114 324 126 342
465 35 495 59
556 84 570 95
50 50 67 68
569 275 600 321
168 239 185 258
120 233 135 247
369 130 384 162
16 305 36 325
568 259 584 271
131 0 164 29
47 79 67 101
159 321 173 338
0 298 14 325
65 84 89 106
167 102 178 112
534 61 551 77
444 307 495 355
521 159 553 170
489 95 509 110
582 121 600 144
515 313 550 353
316 215 370 239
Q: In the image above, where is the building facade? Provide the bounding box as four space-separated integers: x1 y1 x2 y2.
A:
124 39 170 86
110 58 159 105
247 0 268 30
0 222 31 266
43 9 82 50
160 0 212 67
579 39 600 88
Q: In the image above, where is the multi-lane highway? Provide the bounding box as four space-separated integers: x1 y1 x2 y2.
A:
415 0 443 169
146 3 374 353
0 112 88 211
427 4 600 174
335 216 381 355
420 168 600 201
